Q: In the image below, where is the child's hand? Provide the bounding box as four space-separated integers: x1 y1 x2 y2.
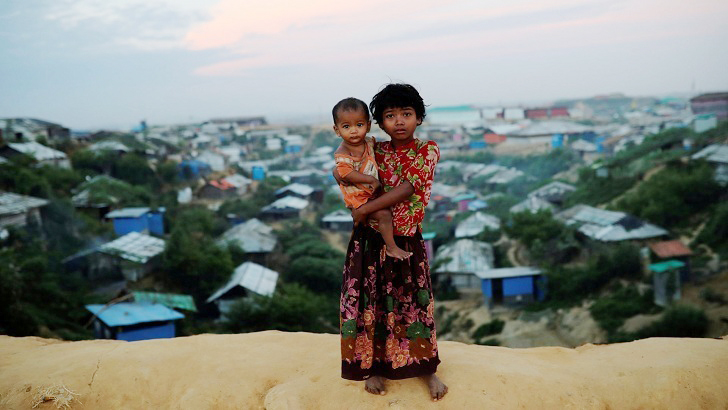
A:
352 206 368 226
368 177 381 192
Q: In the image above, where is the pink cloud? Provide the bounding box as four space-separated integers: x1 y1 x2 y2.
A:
188 0 728 76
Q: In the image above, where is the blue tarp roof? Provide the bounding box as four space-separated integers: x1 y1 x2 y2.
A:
85 303 184 327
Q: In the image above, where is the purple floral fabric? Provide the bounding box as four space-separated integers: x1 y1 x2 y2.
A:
340 226 440 380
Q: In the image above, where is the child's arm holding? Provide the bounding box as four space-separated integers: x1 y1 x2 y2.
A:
341 170 380 192
352 181 414 225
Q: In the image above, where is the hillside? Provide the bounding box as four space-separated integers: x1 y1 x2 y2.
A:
1 331 727 409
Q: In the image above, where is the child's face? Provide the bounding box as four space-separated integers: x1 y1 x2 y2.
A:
380 106 420 144
334 109 371 146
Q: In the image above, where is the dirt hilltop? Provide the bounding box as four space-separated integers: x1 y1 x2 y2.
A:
1 331 727 409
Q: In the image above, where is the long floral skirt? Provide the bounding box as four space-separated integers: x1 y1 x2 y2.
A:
340 225 440 381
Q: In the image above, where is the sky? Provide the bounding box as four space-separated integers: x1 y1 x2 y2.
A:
1 0 727 130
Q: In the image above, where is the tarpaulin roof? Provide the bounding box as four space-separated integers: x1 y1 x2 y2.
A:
85 302 184 327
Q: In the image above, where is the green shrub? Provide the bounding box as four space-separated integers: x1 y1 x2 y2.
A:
694 201 728 255
590 285 660 334
472 319 505 339
223 283 338 334
476 338 500 346
439 313 459 335
617 162 722 229
700 288 727 305
634 305 709 339
477 228 501 243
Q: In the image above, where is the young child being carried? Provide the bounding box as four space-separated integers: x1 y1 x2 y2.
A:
332 97 412 260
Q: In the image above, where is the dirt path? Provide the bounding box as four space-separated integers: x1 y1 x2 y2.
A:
322 230 348 253
605 164 665 208
507 241 526 267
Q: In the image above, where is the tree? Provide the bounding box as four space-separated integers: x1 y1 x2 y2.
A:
0 230 91 339
217 199 261 220
0 163 51 198
695 201 728 255
285 256 343 295
222 283 337 334
168 206 225 237
161 227 233 304
617 162 721 228
70 149 116 175
286 241 344 261
113 154 155 186
506 210 566 248
157 160 179 186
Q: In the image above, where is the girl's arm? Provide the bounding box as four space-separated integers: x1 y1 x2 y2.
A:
352 181 414 225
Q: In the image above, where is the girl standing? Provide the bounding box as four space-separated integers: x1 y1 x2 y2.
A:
339 83 448 401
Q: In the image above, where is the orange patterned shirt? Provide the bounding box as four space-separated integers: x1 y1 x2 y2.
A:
334 136 379 209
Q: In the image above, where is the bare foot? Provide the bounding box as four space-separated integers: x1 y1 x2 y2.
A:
385 245 413 260
422 373 448 401
364 375 386 395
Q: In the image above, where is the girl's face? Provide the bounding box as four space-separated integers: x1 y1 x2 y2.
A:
380 106 420 146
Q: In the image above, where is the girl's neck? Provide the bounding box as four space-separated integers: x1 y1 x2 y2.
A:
391 136 415 149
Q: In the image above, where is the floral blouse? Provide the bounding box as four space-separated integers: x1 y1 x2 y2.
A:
373 138 440 236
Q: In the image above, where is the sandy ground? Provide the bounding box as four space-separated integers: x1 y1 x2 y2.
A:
1 331 727 409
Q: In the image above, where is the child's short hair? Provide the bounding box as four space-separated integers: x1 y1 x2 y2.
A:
332 98 370 123
369 83 426 124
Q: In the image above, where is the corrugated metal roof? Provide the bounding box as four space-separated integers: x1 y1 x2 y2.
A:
430 183 462 199
434 239 494 276
571 139 598 152
275 183 314 197
321 209 352 223
510 196 555 214
217 218 277 253
99 232 165 263
89 140 130 152
0 192 49 216
455 212 501 238
560 204 668 242
209 179 235 190
7 142 67 161
263 196 309 211
487 168 524 184
222 174 252 188
106 207 151 219
452 192 477 202
648 240 693 258
509 120 592 137
132 291 197 312
85 302 184 327
578 221 667 241
692 144 728 164
206 261 279 302
474 267 542 280
569 205 625 226
529 181 576 199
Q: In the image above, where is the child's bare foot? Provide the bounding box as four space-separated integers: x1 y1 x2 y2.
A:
364 375 386 395
422 373 448 401
385 245 413 260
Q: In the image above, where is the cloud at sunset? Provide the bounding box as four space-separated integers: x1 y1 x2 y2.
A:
184 0 728 77
0 0 726 128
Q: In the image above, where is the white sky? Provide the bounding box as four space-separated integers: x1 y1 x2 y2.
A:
1 0 727 129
